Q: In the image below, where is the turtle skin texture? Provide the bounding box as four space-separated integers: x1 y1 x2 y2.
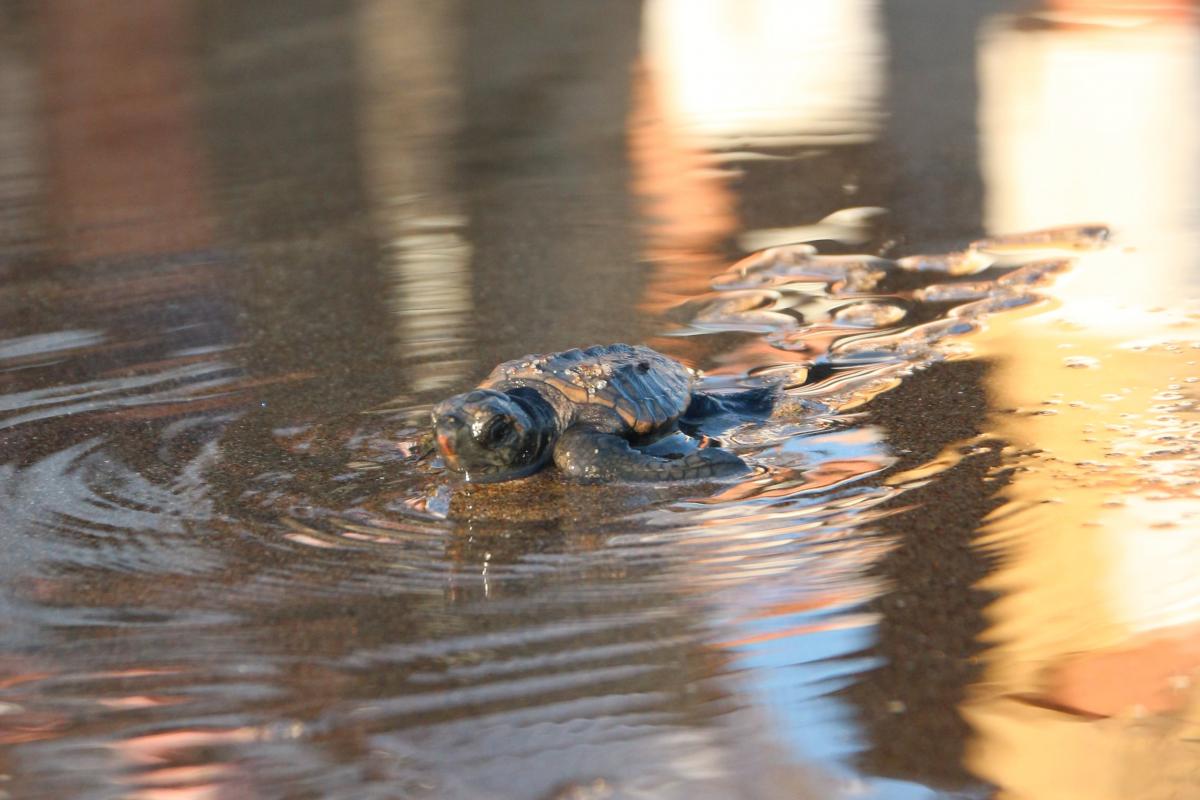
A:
441 344 749 483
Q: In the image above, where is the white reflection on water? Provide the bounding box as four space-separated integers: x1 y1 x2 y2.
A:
642 0 884 147
980 9 1200 306
357 0 474 395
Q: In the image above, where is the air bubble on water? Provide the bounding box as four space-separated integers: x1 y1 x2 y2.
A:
969 223 1109 253
896 249 993 276
1063 356 1100 369
833 301 907 328
997 259 1070 287
914 282 993 303
746 363 810 387
765 330 814 352
956 292 1039 318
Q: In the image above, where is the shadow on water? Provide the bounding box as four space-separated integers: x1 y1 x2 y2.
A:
1 1 1199 799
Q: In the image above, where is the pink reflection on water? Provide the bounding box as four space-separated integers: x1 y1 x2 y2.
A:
42 0 215 263
117 726 262 800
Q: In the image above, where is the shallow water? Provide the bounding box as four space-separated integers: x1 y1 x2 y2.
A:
2 2 1200 799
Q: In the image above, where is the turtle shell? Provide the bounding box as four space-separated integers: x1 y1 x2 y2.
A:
480 344 694 436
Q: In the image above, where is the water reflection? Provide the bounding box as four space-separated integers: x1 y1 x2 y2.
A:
963 264 1200 800
980 5 1200 306
42 0 215 263
0 18 38 274
963 5 1200 798
456 0 648 361
634 0 887 326
357 0 474 396
1 1 1199 798
642 0 884 147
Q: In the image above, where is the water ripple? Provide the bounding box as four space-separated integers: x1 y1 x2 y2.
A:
0 223 1114 800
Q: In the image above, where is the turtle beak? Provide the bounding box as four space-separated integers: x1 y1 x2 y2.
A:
436 431 458 466
434 415 463 469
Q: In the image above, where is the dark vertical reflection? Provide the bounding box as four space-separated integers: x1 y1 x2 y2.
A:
0 0 43 739
807 6 1000 785
841 361 1004 791
195 0 399 417
0 2 41 277
878 0 997 243
458 0 649 363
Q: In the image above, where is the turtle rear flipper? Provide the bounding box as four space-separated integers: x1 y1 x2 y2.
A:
553 427 746 483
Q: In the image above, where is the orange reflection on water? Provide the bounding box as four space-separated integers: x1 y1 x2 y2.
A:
963 308 1200 795
1037 624 1200 717
715 609 877 650
704 457 893 506
965 7 1200 796
629 61 737 325
96 694 186 710
963 272 1200 798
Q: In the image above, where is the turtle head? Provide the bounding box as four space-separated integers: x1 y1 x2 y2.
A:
431 389 552 482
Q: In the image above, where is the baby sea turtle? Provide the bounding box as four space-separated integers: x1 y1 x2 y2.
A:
432 344 772 483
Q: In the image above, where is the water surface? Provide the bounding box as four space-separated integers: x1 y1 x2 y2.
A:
1 2 1199 799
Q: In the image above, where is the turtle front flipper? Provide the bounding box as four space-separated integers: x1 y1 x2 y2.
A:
683 383 780 422
553 427 746 483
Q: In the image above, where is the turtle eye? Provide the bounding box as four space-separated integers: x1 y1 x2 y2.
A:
481 416 513 447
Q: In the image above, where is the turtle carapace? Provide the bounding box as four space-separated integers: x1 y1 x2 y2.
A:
431 344 771 483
